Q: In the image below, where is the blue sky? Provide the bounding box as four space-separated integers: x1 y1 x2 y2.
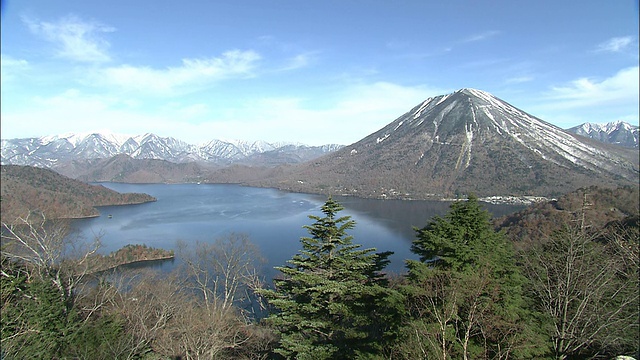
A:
1 0 638 145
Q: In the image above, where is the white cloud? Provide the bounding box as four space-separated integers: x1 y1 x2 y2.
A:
278 52 318 71
0 55 29 84
177 103 210 118
505 76 534 84
23 15 114 63
546 66 639 108
185 82 447 145
521 67 639 128
0 82 445 145
0 89 209 140
99 50 261 95
254 35 320 72
596 36 635 52
423 30 499 58
462 30 500 43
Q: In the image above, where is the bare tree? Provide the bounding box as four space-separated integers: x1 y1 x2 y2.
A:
176 233 265 312
605 223 639 279
521 225 639 359
154 299 252 359
1 211 100 303
401 270 460 360
399 266 515 360
602 222 640 356
108 269 265 360
104 269 187 358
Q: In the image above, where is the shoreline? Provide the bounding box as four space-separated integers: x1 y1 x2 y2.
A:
237 183 550 205
66 198 158 220
89 255 175 274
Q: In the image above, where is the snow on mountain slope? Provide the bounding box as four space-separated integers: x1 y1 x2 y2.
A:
370 88 632 177
0 132 342 167
255 88 638 199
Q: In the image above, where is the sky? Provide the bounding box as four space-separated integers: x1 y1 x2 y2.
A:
1 0 638 146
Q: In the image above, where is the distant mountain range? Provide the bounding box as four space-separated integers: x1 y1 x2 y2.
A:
0 133 343 168
2 89 638 199
245 88 638 199
566 121 639 149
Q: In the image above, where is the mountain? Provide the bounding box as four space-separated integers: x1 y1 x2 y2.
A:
247 88 639 199
0 165 156 221
53 154 214 183
0 132 343 168
567 121 639 149
238 144 344 166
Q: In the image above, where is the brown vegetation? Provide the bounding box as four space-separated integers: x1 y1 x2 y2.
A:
0 164 156 221
88 244 174 273
54 154 215 183
495 185 639 249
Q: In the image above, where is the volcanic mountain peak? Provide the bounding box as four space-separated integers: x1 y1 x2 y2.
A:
370 88 620 174
257 88 638 199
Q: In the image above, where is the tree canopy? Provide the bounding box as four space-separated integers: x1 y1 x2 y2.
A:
400 196 546 359
261 197 403 359
2 186 637 359
411 195 515 274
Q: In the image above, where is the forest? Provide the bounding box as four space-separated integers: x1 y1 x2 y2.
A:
1 186 638 359
0 165 156 221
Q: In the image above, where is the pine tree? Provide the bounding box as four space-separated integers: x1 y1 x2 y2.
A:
401 196 547 359
0 256 76 358
261 197 403 359
411 195 513 274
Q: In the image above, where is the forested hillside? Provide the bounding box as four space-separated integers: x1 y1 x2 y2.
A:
53 154 214 183
0 165 156 221
496 185 639 248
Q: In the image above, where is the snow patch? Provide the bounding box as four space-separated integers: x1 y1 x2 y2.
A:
413 97 434 119
377 134 390 143
435 94 450 106
455 121 474 170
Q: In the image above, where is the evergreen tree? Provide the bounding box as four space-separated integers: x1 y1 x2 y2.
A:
411 195 513 274
261 197 403 359
0 255 136 359
401 196 547 359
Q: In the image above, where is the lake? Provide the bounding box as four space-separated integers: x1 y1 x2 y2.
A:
72 183 524 277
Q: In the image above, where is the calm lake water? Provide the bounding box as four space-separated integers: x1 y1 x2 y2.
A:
72 183 524 277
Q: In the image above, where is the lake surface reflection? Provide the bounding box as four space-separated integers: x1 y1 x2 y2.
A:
72 183 524 276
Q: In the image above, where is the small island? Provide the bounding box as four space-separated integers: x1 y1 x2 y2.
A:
89 244 174 273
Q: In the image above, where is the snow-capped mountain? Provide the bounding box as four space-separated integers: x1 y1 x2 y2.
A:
250 88 639 199
567 121 639 149
197 139 289 161
0 133 342 168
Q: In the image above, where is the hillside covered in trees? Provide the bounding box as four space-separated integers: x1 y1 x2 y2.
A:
88 244 175 273
0 165 156 221
1 186 638 359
